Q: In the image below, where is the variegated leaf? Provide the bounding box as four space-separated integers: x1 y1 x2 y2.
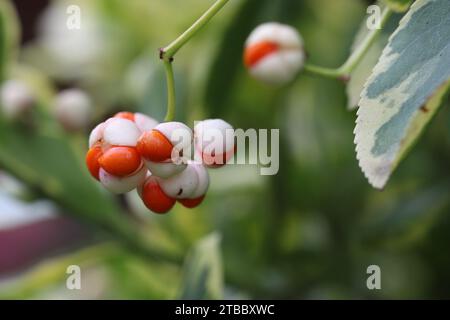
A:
178 233 223 299
355 0 450 189
347 8 402 110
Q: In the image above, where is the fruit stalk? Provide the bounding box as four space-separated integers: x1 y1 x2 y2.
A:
159 0 230 122
163 60 176 122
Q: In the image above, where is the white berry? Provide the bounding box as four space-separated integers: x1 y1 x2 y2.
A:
155 122 192 153
244 22 305 85
99 165 147 194
134 112 158 132
159 163 199 199
0 80 35 119
187 161 209 199
54 89 92 130
194 119 235 167
144 160 187 179
103 118 141 147
89 122 105 148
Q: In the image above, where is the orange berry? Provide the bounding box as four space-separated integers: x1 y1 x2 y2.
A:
141 178 176 214
98 146 142 177
114 112 135 121
86 146 103 180
244 41 279 68
136 129 173 162
178 196 205 209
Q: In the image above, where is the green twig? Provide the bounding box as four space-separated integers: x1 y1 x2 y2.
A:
160 0 230 62
303 64 345 79
159 0 230 121
304 7 393 79
163 60 176 122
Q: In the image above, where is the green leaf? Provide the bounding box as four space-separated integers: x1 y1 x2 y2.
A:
0 6 5 81
347 7 402 110
382 0 414 12
0 243 117 299
0 0 20 81
0 121 123 221
178 233 223 299
354 0 450 189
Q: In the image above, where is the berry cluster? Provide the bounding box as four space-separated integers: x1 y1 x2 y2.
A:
86 112 235 214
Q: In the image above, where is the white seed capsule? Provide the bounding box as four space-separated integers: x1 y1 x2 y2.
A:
187 162 209 199
144 160 187 179
134 112 158 132
0 80 35 119
136 171 152 198
155 122 193 154
244 22 305 85
99 165 147 194
89 122 106 148
54 89 92 131
194 119 235 167
159 163 199 199
103 118 141 147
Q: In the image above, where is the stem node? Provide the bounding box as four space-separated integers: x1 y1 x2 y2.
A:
159 0 230 121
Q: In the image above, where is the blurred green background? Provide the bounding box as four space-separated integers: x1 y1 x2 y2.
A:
0 0 449 299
